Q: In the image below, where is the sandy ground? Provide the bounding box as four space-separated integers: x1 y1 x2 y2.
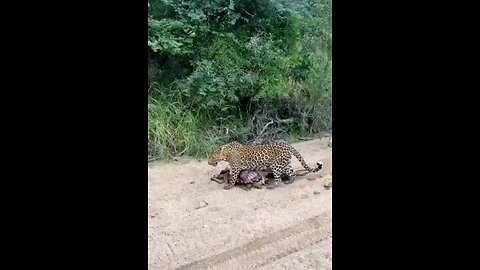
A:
148 138 332 270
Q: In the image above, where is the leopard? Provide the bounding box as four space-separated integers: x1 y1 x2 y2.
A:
208 141 323 190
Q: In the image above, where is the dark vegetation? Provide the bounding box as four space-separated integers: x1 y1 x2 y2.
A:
148 0 332 160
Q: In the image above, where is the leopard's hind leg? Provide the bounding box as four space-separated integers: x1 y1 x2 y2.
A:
282 164 295 185
266 165 283 189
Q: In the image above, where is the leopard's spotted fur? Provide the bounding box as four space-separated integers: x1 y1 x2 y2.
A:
208 141 322 189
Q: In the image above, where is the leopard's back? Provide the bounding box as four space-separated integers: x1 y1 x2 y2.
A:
229 143 292 169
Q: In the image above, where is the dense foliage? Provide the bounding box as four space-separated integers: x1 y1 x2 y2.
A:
148 0 332 159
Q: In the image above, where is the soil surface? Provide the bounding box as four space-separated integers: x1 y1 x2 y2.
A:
148 138 332 270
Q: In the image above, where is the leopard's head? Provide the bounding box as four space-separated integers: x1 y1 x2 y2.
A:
208 146 225 166
208 141 241 166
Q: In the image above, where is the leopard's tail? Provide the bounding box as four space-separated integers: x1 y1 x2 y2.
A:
286 144 323 173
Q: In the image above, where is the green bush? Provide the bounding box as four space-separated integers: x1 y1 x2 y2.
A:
148 0 332 159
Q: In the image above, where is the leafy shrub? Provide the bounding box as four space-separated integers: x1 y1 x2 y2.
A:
148 0 332 159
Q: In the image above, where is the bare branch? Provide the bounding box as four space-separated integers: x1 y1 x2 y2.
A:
294 169 310 177
259 120 274 135
275 117 294 124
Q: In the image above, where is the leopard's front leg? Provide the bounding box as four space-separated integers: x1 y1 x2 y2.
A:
224 166 240 190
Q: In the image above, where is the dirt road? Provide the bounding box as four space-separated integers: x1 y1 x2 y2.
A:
148 138 332 270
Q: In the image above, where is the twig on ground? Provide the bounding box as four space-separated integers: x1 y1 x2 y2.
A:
294 169 310 177
194 200 209 210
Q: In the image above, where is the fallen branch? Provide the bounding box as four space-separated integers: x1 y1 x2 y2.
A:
294 169 310 177
194 200 209 210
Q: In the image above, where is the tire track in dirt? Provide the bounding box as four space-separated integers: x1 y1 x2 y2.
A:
175 214 332 270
